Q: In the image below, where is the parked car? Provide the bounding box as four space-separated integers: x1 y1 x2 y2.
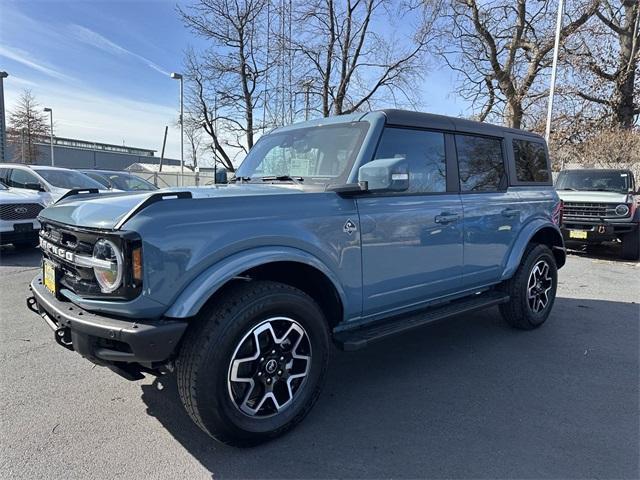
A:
80 169 158 191
0 164 109 203
27 109 565 446
556 168 639 260
0 180 45 248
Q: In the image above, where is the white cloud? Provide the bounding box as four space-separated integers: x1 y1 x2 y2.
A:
0 45 76 82
68 24 170 76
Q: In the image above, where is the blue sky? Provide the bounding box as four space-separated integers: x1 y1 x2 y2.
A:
0 0 469 161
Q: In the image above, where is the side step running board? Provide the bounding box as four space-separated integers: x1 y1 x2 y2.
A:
334 291 510 351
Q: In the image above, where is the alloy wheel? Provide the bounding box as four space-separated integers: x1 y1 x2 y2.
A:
527 260 553 314
227 317 311 417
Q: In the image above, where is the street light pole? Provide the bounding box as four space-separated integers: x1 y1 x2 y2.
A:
43 107 54 166
170 72 184 186
545 0 564 144
0 71 8 163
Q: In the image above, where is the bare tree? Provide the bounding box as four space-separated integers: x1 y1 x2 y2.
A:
179 0 270 168
7 89 50 164
292 0 436 117
565 0 639 128
437 0 599 129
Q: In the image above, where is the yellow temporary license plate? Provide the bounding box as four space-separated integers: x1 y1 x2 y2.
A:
569 230 588 240
43 259 57 295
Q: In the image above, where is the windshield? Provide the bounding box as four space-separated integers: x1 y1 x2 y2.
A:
0 181 7 190
36 169 105 190
90 172 157 191
235 122 369 185
556 170 632 193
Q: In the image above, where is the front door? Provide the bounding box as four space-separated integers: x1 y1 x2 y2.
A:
357 127 463 318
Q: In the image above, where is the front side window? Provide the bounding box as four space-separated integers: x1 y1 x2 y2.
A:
35 169 104 189
513 139 550 183
373 127 446 193
456 135 506 192
236 122 369 185
9 168 39 188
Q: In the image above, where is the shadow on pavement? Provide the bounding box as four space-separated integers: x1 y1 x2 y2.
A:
565 241 637 264
140 297 639 479
0 245 41 267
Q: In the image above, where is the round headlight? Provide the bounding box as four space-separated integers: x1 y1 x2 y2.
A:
615 204 630 216
93 239 123 293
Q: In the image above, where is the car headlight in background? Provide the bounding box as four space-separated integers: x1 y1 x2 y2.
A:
615 204 630 216
92 239 123 293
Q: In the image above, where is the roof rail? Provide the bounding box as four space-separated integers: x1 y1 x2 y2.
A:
114 191 192 230
55 188 100 204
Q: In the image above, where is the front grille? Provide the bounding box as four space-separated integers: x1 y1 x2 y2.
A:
40 222 101 296
0 203 43 220
563 202 628 219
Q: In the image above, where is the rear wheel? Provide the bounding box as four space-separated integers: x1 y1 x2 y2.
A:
621 230 640 261
176 280 329 447
499 244 558 330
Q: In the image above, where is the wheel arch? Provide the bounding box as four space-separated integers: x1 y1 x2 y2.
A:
502 221 566 281
164 247 346 328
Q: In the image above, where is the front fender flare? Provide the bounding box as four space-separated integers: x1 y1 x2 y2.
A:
501 220 565 281
163 246 347 319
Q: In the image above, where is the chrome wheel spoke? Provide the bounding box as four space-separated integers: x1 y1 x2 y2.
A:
527 259 553 314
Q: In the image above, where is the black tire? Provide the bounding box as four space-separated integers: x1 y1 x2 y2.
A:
176 280 330 447
621 230 640 261
499 244 558 330
12 238 38 249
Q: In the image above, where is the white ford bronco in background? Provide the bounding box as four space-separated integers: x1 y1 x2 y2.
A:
556 169 639 260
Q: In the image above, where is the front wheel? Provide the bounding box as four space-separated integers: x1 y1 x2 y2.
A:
621 230 640 261
499 244 558 330
176 281 329 447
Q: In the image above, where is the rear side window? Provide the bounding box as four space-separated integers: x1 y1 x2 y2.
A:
455 134 506 192
513 139 550 183
374 127 446 194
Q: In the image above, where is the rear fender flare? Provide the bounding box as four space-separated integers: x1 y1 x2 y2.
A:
502 220 565 280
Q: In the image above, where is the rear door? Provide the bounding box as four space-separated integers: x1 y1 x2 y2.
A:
357 127 463 318
456 133 521 288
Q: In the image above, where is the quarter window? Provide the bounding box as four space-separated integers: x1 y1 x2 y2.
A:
456 135 506 192
513 139 550 183
373 127 446 193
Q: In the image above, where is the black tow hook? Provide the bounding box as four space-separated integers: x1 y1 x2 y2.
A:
26 296 39 315
54 327 74 351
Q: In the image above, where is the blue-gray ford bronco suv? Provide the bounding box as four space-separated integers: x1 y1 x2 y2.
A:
28 110 565 446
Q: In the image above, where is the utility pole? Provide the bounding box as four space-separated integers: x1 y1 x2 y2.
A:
170 72 184 186
545 0 564 144
43 107 54 166
0 72 7 162
159 125 168 173
20 128 25 163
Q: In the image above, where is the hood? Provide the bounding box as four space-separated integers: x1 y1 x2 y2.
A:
38 183 305 230
556 190 631 204
0 187 45 204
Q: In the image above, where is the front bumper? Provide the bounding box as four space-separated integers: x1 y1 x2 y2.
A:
561 220 638 244
28 273 188 371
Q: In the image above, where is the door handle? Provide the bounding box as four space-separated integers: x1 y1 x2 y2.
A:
501 208 521 217
435 213 459 224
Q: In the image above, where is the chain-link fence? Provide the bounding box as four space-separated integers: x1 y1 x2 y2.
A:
129 170 227 188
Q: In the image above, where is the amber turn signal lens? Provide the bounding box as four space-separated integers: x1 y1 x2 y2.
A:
132 247 142 283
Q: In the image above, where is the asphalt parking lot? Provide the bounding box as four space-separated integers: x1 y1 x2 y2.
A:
0 244 638 479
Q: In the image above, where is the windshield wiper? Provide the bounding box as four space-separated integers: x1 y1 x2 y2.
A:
230 176 252 183
558 187 578 191
259 175 304 184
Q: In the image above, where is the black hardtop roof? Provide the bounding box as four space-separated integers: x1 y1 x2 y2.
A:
378 109 543 140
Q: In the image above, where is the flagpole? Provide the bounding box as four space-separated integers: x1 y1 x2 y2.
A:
545 0 564 143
